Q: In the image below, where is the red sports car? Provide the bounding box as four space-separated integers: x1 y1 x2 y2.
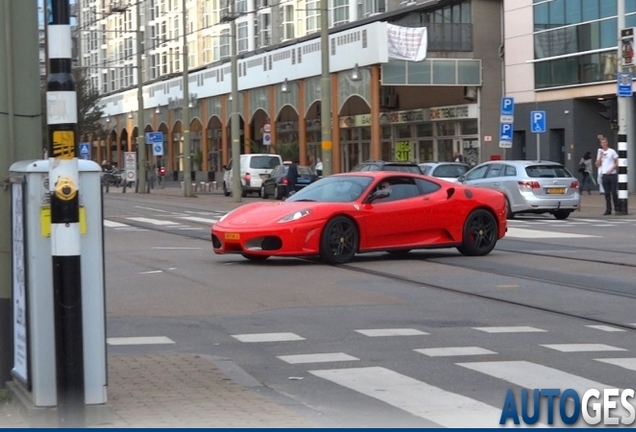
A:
211 172 507 265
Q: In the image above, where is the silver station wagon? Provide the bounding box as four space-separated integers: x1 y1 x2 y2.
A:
458 160 580 220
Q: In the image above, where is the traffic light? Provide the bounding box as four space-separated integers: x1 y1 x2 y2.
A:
599 99 618 123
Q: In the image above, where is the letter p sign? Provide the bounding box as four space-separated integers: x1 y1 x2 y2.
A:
531 111 546 133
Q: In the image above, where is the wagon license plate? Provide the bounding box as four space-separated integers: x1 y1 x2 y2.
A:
546 187 566 194
224 233 240 240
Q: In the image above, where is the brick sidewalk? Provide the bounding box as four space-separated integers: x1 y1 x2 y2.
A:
2 354 314 428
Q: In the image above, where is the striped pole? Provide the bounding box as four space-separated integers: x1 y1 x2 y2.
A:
618 134 628 214
47 0 85 426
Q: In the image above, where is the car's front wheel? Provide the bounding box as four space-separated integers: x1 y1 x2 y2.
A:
553 210 571 220
319 216 359 265
457 209 498 256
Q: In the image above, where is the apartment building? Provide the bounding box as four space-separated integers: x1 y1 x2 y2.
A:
505 0 636 188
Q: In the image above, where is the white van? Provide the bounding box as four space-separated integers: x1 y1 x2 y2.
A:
223 153 283 197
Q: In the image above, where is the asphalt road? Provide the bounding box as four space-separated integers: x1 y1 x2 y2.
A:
103 193 636 427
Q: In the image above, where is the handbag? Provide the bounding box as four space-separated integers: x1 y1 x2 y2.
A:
577 162 586 174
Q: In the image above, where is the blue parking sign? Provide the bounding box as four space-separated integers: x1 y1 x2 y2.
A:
499 123 513 142
530 111 546 133
79 142 90 160
501 97 514 116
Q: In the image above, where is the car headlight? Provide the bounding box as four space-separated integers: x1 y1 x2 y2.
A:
278 209 311 223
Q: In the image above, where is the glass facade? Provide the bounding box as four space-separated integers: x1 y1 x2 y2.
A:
534 0 636 88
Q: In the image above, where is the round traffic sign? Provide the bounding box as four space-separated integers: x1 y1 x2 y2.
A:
127 171 135 179
263 123 271 133
263 132 271 145
154 144 162 153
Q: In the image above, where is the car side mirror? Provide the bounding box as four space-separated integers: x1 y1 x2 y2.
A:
366 188 390 203
457 175 466 183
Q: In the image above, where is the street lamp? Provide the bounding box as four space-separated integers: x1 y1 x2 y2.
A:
182 0 194 197
281 78 289 93
320 0 332 176
221 10 242 202
351 64 361 82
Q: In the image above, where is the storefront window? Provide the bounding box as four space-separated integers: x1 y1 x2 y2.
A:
436 121 456 136
418 140 434 162
438 139 454 161
459 120 478 135
382 142 392 161
397 124 412 138
416 123 433 137
381 126 392 139
359 127 371 140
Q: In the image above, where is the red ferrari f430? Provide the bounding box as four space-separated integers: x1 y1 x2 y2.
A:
211 172 507 265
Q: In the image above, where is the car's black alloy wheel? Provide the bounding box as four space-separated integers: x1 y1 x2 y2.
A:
457 209 498 256
320 216 359 265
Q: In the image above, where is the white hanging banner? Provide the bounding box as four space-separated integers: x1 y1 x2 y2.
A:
387 24 428 62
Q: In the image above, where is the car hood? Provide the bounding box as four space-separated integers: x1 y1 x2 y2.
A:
217 201 332 228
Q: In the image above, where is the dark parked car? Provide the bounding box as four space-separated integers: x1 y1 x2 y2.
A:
260 164 319 200
351 160 423 174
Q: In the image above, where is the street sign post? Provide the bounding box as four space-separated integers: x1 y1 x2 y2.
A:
617 72 633 97
499 97 514 151
125 152 137 184
530 110 546 160
79 142 90 160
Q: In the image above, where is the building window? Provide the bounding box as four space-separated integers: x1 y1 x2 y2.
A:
332 0 348 26
204 35 212 63
259 13 271 47
236 0 247 13
306 0 319 33
175 47 181 71
282 5 294 41
357 0 385 18
238 22 249 53
220 28 230 59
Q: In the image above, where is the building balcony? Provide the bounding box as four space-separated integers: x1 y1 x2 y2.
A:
425 23 473 52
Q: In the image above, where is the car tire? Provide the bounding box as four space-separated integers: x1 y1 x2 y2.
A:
260 185 268 199
457 209 498 257
553 210 571 220
274 186 282 200
319 216 359 265
505 197 515 220
241 187 248 198
223 182 230 197
242 253 269 262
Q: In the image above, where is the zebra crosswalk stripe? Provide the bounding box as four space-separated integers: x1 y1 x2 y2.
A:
177 216 220 224
309 366 501 427
127 217 180 226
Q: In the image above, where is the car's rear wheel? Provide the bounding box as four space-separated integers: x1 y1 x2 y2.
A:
457 209 498 256
553 210 571 220
223 182 230 197
260 185 268 199
505 196 515 219
274 186 282 200
242 253 269 261
319 216 359 265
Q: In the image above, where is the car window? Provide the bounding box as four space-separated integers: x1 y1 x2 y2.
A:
351 164 364 172
369 177 422 203
286 175 373 202
367 165 380 171
298 166 314 175
504 165 517 176
383 165 421 173
415 178 442 195
271 166 280 177
250 156 281 169
432 164 469 178
419 165 432 175
465 165 489 181
486 164 504 178
525 164 572 178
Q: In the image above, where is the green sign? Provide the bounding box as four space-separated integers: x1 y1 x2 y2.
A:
395 141 411 162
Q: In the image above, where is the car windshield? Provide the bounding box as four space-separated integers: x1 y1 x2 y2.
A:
433 164 469 178
525 164 573 178
383 165 422 173
250 156 281 169
283 165 314 175
286 175 373 202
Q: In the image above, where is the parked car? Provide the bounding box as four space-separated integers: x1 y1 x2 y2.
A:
212 171 507 264
351 160 423 174
419 162 470 182
260 164 319 199
458 160 580 220
223 153 283 197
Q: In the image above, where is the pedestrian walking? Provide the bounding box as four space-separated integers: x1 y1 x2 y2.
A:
286 159 299 197
454 151 464 163
577 151 594 195
595 136 620 215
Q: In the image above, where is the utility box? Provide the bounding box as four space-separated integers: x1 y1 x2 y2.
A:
8 159 108 421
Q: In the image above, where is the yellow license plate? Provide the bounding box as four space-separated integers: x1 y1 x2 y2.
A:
224 233 240 240
547 188 566 194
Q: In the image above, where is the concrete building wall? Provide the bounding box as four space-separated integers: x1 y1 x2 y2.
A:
503 0 534 103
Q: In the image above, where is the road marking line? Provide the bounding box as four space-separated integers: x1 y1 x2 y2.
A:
505 227 597 239
496 284 519 289
473 326 546 333
414 347 497 357
127 217 180 226
107 336 175 345
177 227 204 231
277 352 359 364
152 247 202 250
135 206 169 213
309 367 501 427
355 328 429 337
541 343 627 352
585 324 626 332
596 357 636 371
177 216 220 224
104 220 129 227
139 270 163 274
231 332 305 343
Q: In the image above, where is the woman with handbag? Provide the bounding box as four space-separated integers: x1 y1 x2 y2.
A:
578 151 594 195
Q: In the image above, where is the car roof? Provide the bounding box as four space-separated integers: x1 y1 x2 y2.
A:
333 171 425 179
359 160 419 166
477 160 564 166
419 161 469 166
